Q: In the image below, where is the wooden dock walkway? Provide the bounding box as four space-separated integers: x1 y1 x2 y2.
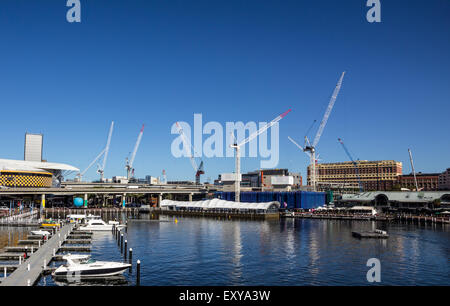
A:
0 223 75 286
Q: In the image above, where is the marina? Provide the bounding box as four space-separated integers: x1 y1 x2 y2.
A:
0 0 449 291
0 205 447 286
0 213 139 286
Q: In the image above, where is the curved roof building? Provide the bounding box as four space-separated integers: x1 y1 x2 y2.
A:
161 199 280 211
0 159 79 188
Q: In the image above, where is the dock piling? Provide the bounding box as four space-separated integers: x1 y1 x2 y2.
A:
4 267 6 278
129 248 133 272
136 260 140 286
120 234 123 252
124 240 127 260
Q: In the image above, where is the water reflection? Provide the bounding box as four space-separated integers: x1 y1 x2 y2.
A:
53 275 128 286
29 213 450 286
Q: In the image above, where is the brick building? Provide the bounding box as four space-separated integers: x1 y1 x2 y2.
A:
309 160 403 191
397 173 440 191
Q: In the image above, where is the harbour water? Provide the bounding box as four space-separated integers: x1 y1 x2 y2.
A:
28 215 450 286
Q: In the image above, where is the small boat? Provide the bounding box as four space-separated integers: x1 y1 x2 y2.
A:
78 219 126 231
67 214 87 223
352 229 389 239
30 230 51 236
40 219 61 228
52 254 131 278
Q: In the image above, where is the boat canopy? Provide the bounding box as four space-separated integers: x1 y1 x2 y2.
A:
160 199 280 211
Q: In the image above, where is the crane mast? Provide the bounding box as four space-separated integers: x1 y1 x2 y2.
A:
408 148 419 191
231 109 291 202
301 72 345 191
97 121 114 182
176 122 204 185
126 124 144 180
338 138 363 192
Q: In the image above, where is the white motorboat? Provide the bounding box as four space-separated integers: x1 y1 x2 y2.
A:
78 219 126 231
52 254 131 278
30 230 51 236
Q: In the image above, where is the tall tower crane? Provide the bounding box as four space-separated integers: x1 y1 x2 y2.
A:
97 121 114 182
338 138 363 192
230 109 291 202
126 124 144 180
288 72 345 191
175 122 205 185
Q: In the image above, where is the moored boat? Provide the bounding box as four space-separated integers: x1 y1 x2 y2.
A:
52 254 131 278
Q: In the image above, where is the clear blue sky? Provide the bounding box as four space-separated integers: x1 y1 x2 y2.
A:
0 0 449 182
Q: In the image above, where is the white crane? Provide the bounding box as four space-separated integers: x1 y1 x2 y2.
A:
126 124 144 180
175 122 204 184
230 109 291 202
77 148 106 182
288 71 345 191
408 148 419 191
97 121 114 182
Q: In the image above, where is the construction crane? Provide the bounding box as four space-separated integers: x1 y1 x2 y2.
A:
97 121 114 182
77 121 114 182
126 124 144 180
288 72 345 191
288 136 322 165
77 148 106 182
175 122 205 185
230 109 291 202
338 138 363 192
408 148 419 191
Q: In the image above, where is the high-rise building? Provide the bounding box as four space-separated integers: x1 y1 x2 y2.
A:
309 160 402 191
24 133 43 162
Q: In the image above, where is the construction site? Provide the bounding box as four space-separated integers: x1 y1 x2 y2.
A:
0 72 449 217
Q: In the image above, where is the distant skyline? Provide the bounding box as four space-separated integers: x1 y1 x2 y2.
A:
0 0 449 182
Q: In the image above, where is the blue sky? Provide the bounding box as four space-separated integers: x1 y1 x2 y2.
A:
0 0 449 182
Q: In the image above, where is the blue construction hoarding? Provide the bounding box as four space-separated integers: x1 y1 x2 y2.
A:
215 191 326 209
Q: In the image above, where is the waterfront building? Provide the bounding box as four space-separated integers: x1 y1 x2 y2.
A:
0 159 79 187
397 173 440 191
309 160 403 191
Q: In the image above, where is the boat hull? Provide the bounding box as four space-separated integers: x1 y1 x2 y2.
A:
53 265 131 278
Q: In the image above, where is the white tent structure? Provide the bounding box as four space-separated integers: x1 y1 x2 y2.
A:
160 199 280 212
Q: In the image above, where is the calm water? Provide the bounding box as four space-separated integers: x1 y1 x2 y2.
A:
31 215 449 286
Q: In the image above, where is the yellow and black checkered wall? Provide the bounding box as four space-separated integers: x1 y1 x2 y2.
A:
0 170 53 188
